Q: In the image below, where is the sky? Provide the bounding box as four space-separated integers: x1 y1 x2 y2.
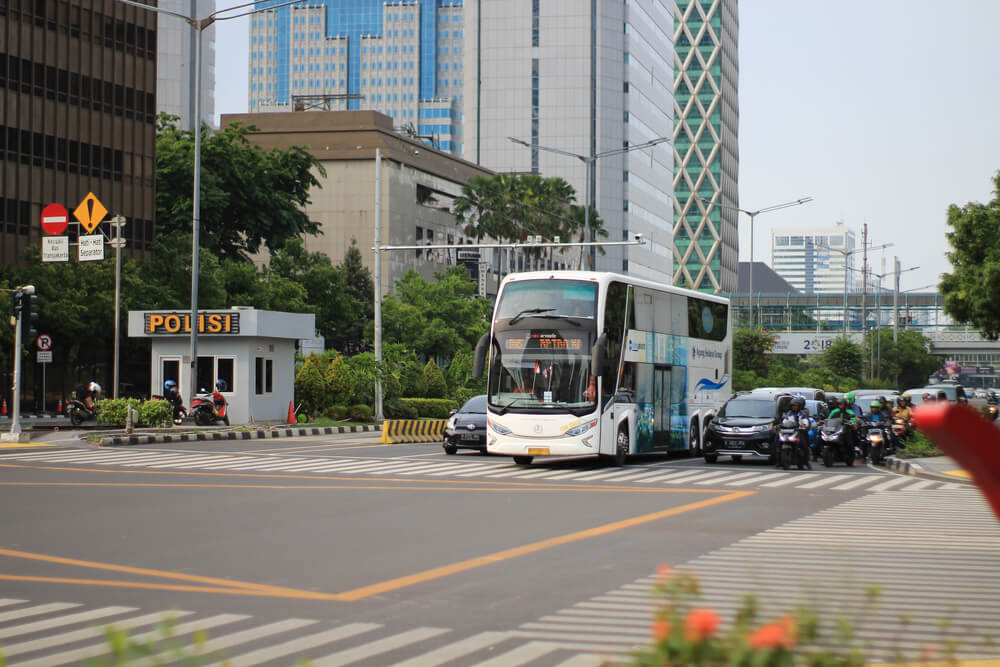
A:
212 0 1000 293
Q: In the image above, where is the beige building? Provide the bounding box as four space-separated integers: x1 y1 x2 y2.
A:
219 110 492 294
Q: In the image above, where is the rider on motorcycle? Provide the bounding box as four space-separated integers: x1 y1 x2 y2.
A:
779 396 813 470
74 381 102 412
828 397 859 463
163 380 184 422
988 390 999 405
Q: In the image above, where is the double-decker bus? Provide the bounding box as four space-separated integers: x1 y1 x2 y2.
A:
473 271 731 465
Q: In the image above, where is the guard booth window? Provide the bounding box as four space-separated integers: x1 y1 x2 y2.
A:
255 357 273 395
196 356 214 393
217 358 234 392
160 358 179 395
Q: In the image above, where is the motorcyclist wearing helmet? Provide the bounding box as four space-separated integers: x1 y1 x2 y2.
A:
922 392 935 404
844 392 864 424
828 397 859 465
74 381 102 412
989 390 999 406
877 396 893 420
893 395 913 422
163 379 185 422
212 379 229 419
780 396 813 469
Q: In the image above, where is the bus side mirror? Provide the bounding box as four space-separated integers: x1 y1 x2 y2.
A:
591 332 609 377
473 332 490 378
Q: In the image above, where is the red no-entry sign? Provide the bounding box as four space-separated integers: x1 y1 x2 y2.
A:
41 203 69 235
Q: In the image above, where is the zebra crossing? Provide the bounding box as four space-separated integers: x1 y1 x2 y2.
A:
509 486 1000 662
0 448 968 493
0 598 608 666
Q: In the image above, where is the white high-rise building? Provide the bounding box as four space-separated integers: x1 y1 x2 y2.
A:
157 0 216 129
771 222 857 294
463 1 675 283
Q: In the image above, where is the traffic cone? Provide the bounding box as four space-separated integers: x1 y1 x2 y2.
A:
57 397 63 414
1 398 6 416
287 401 296 424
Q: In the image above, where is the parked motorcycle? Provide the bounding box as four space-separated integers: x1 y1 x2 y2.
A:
778 416 811 470
891 417 911 441
190 387 229 426
66 399 97 426
819 418 855 467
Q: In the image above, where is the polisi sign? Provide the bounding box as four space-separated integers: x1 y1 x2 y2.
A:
143 312 241 335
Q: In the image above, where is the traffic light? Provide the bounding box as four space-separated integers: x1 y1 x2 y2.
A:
21 293 39 340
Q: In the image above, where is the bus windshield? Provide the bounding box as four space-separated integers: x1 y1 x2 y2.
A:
494 280 597 320
488 328 596 415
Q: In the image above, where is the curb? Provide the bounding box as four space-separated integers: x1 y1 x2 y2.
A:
882 455 973 485
99 424 382 447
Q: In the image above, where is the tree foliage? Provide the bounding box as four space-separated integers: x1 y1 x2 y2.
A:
822 336 864 382
155 114 325 260
940 170 1000 339
733 327 776 374
867 328 939 389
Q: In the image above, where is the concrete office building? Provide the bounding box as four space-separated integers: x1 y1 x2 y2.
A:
771 222 858 294
156 0 216 130
672 0 739 292
220 110 492 293
463 1 675 283
248 0 463 154
1 0 157 266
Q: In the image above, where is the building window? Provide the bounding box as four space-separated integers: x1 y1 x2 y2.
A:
775 236 789 246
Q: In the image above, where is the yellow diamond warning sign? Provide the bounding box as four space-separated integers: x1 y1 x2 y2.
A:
73 192 107 233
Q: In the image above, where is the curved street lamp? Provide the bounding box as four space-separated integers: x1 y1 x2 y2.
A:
698 196 813 326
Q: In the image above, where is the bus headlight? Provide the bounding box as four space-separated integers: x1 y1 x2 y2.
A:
489 419 511 435
565 420 597 437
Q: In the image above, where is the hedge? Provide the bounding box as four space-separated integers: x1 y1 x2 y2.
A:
400 397 458 419
95 398 174 427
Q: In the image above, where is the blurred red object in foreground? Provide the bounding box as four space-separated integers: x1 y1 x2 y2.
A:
911 402 1000 520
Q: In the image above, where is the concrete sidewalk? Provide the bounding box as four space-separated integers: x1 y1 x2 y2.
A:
883 454 973 484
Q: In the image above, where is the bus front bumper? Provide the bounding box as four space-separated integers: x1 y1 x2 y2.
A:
487 434 597 458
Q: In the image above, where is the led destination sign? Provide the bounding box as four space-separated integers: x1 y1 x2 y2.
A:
505 333 585 351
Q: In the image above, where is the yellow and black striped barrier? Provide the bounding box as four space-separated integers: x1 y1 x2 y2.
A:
378 419 447 444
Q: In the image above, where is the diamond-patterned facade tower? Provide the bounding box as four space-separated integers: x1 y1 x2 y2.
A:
672 0 739 292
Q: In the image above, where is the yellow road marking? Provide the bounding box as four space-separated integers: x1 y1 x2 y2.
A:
335 491 753 601
0 575 342 600
0 441 57 449
0 479 752 601
943 469 971 479
882 660 1000 667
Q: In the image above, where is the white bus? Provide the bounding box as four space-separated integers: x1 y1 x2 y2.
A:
473 271 731 465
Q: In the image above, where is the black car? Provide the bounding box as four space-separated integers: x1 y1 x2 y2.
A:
703 393 792 463
443 395 487 454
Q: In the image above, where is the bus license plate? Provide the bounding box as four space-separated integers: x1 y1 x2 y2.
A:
528 447 549 456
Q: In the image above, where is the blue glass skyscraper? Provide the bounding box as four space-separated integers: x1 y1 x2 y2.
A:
250 1 463 153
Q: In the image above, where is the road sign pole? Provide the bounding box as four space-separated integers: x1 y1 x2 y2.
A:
113 215 124 399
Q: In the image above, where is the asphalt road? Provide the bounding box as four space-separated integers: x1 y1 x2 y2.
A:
0 432 997 665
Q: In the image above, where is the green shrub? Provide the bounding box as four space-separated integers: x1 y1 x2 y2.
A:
423 359 447 398
894 431 943 459
295 353 330 417
400 397 457 418
349 404 373 422
399 360 427 397
324 405 350 421
138 399 174 427
95 399 141 426
384 399 419 419
328 354 358 406
449 386 482 407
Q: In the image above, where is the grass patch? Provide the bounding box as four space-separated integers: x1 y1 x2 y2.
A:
292 417 378 428
894 431 943 459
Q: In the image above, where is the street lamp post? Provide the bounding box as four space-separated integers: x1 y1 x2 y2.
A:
118 0 297 403
698 196 813 326
508 136 670 271
816 240 891 337
864 263 919 378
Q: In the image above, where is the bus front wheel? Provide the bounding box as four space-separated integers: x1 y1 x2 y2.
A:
614 428 629 466
513 456 533 465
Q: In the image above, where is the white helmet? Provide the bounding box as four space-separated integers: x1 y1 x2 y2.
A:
89 381 102 395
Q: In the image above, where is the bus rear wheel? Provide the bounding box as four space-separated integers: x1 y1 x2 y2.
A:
513 456 533 465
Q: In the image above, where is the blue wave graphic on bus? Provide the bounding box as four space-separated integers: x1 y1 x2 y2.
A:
694 375 729 393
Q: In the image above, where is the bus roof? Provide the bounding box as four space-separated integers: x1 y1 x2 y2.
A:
497 270 730 305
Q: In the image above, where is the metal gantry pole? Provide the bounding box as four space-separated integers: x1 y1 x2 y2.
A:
374 148 384 422
8 306 23 437
188 19 204 403
113 215 124 399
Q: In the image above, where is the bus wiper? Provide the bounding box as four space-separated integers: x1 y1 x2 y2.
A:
509 308 556 325
533 314 580 326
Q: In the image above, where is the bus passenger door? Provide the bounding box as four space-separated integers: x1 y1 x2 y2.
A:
653 365 672 449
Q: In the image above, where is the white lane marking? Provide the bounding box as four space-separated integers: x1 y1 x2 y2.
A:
634 469 718 484
0 606 135 640
469 640 561 667
138 618 318 667
308 627 450 666
694 471 760 485
867 476 913 491
1 610 199 659
19 614 246 666
726 472 785 486
552 653 608 667
211 623 382 667
391 630 510 667
0 598 28 608
662 470 735 484
901 480 938 491
760 473 819 487
0 602 80 623
830 475 883 490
